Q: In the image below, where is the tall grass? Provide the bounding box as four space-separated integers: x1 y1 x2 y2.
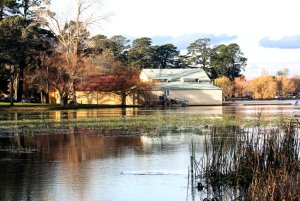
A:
193 120 300 200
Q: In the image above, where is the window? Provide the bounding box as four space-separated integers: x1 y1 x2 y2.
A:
152 78 168 82
183 78 199 83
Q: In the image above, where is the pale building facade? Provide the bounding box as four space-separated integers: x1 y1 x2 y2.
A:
140 68 222 106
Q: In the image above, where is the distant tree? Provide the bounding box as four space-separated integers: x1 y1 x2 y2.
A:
0 0 52 102
0 70 9 94
152 44 179 69
90 34 130 62
44 53 71 104
290 76 300 96
234 76 250 98
276 75 295 97
87 34 110 56
31 52 99 105
0 16 38 105
173 55 189 68
210 43 247 80
18 0 51 19
250 75 277 99
40 0 105 104
109 35 130 62
100 55 147 106
215 76 234 101
108 65 141 107
276 68 289 76
187 38 211 69
0 0 51 20
127 37 154 68
0 0 18 20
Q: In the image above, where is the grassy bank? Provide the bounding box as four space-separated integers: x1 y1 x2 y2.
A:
0 102 138 111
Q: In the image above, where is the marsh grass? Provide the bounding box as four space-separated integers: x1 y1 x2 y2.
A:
0 114 280 137
193 119 300 201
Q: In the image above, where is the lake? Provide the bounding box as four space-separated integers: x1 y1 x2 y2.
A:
0 102 299 201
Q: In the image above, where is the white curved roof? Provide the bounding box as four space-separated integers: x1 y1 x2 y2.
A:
140 68 211 82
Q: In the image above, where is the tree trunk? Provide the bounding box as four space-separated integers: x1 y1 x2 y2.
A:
10 73 14 107
45 92 49 103
45 83 49 103
17 68 24 102
40 92 43 103
59 96 64 105
121 92 126 107
40 91 49 103
59 91 67 106
70 81 77 105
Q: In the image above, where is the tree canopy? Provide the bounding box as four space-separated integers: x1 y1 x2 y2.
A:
187 38 211 69
0 0 250 105
210 43 247 80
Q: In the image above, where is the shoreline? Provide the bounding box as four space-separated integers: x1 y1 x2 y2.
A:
0 103 142 111
0 99 297 111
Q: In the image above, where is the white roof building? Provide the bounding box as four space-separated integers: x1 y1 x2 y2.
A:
140 68 222 105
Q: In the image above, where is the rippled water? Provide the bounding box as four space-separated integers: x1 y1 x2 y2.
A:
0 100 298 121
0 133 206 201
0 101 299 201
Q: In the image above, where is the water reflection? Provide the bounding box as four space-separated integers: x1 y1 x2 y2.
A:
0 102 299 201
224 105 296 120
0 103 298 121
0 133 207 201
1 131 145 163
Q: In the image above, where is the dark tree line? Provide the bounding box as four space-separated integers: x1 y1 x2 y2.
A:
0 0 247 105
0 0 51 105
90 36 247 80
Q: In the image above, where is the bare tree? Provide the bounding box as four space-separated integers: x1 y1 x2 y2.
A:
98 51 151 107
38 0 107 104
30 50 101 105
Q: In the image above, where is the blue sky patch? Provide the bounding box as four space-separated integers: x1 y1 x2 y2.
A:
151 33 238 50
260 35 300 49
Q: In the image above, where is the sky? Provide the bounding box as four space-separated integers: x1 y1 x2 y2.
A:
51 0 300 80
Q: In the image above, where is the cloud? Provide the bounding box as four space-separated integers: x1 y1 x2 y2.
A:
151 33 238 50
260 35 300 49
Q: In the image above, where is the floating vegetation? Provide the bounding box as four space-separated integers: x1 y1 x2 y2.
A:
189 119 300 200
0 113 284 137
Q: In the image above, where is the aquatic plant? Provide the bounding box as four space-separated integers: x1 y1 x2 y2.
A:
0 113 281 137
191 119 300 200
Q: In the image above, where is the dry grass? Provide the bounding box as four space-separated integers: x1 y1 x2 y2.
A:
194 119 300 200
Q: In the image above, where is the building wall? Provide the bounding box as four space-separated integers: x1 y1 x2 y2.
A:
49 89 222 106
49 90 135 105
76 91 135 105
49 91 60 104
150 89 222 105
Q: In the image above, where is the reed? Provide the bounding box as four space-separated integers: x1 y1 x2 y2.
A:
192 119 300 200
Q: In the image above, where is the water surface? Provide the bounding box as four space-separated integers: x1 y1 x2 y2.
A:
0 133 205 201
0 102 299 201
0 100 298 121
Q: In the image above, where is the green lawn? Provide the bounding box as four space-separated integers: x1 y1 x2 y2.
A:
0 102 132 110
0 102 50 107
0 102 60 111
